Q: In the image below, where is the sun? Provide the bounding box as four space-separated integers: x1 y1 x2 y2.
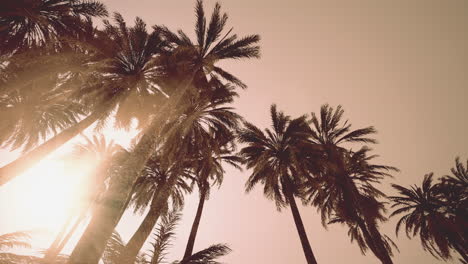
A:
0 156 93 237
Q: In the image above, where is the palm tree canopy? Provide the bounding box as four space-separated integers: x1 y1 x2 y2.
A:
390 174 465 260
156 0 260 92
130 152 194 215
0 0 107 54
0 82 85 151
66 13 170 130
308 104 377 147
238 104 312 209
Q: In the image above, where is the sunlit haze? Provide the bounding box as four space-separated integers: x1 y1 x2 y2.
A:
0 0 467 263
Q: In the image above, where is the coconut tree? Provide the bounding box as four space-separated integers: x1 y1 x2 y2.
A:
438 157 468 230
182 140 242 259
121 79 242 263
238 105 318 264
0 231 70 264
148 210 232 264
304 147 398 258
390 173 467 262
0 0 107 55
101 231 147 264
0 13 168 187
43 135 126 263
149 210 181 264
0 231 33 264
119 152 194 264
303 104 395 264
69 1 259 260
0 80 85 152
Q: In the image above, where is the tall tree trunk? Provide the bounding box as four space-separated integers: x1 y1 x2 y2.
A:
68 72 197 264
120 180 171 264
52 211 88 259
43 214 75 261
285 189 318 264
182 189 207 260
0 106 108 186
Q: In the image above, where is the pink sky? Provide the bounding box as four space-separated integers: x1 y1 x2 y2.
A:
1 0 467 263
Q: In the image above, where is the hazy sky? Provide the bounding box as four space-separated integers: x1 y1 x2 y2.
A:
1 0 468 263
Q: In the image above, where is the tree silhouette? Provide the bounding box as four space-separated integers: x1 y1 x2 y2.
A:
390 167 467 262
0 13 167 186
238 104 318 264
69 1 259 262
0 0 107 55
303 104 395 264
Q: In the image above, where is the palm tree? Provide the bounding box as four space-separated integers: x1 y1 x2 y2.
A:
69 1 259 261
148 210 231 264
0 79 85 152
0 231 70 264
43 135 125 263
238 104 318 264
304 147 397 258
149 210 181 264
120 79 241 263
390 173 467 262
182 140 242 259
303 104 395 264
120 153 194 263
101 231 147 264
438 157 468 230
0 231 32 263
177 244 231 264
0 13 168 187
0 0 107 55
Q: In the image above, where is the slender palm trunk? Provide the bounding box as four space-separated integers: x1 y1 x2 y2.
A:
0 106 109 187
120 176 176 264
69 75 196 264
43 214 75 261
116 179 139 220
182 189 207 259
54 211 88 257
285 189 318 264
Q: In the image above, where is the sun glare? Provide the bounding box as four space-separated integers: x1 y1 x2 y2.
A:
2 156 93 238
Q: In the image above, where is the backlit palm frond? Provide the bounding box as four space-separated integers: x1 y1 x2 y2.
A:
177 244 231 264
149 210 181 264
0 0 108 54
0 231 31 251
0 84 84 152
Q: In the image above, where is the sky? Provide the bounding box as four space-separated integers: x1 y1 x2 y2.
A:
1 0 468 263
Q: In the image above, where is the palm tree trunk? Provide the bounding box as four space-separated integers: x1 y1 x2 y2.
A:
53 211 88 258
285 189 318 264
0 106 108 187
68 72 197 264
120 186 169 263
182 189 207 259
43 214 75 261
116 179 140 221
